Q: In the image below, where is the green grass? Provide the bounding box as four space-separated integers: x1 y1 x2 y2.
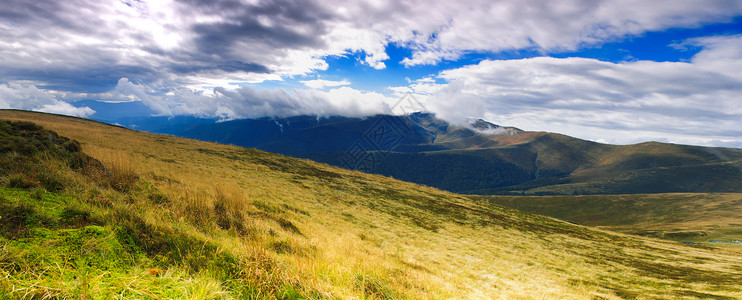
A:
480 193 742 244
0 189 237 299
1 110 741 299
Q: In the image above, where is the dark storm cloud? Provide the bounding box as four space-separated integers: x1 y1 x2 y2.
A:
178 0 332 23
0 1 64 24
0 0 332 92
0 0 109 37
192 19 323 53
0 0 156 90
187 0 331 58
169 61 271 75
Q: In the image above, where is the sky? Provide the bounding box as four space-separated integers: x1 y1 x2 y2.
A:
1 0 742 147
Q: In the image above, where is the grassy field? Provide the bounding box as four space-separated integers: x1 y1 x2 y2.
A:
1 110 742 299
480 193 742 245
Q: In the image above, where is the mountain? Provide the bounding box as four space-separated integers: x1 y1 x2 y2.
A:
114 113 515 155
2 109 741 298
116 112 742 195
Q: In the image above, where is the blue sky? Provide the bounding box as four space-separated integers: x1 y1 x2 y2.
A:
2 0 742 147
297 16 742 93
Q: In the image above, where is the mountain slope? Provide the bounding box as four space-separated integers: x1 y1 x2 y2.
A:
437 133 742 194
479 193 742 245
121 113 742 195
2 110 741 299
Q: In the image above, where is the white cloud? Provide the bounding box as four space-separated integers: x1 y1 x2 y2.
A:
110 78 173 115
0 82 95 117
36 101 95 118
398 35 742 147
106 79 395 121
378 0 742 66
300 79 351 89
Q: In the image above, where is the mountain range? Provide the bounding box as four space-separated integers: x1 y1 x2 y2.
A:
113 112 742 195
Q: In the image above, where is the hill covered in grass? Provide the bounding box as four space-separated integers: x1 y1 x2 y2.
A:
118 113 742 195
1 110 742 299
480 193 742 245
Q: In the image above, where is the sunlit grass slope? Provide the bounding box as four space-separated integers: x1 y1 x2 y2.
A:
1 110 741 299
481 193 742 245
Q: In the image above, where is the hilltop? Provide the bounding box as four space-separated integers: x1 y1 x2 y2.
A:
1 110 741 299
116 113 742 195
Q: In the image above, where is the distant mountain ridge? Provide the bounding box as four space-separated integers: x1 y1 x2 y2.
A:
116 112 742 195
117 113 512 154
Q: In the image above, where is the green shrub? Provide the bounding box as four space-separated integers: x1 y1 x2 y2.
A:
0 119 116 194
38 173 65 192
60 206 96 227
6 174 37 189
0 202 54 238
356 273 396 299
277 217 302 235
113 210 241 278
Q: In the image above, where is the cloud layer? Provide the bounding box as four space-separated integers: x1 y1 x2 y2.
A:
3 0 741 88
0 82 94 117
105 78 393 121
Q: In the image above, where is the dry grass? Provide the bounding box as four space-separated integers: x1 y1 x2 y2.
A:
1 110 741 299
481 193 742 248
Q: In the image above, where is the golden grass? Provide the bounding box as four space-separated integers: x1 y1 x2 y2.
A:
481 193 742 247
2 110 742 299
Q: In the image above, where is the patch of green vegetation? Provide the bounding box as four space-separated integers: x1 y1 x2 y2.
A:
0 189 160 297
0 187 270 298
253 200 283 214
276 217 302 235
0 119 138 194
197 147 241 160
672 290 737 300
482 193 742 243
244 152 343 180
271 240 294 254
355 273 396 299
588 251 742 286
112 209 241 278
281 203 310 216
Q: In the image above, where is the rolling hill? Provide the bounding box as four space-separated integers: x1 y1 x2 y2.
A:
1 109 741 299
479 193 742 246
118 112 742 195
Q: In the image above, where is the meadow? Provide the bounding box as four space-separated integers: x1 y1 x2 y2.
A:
1 110 741 299
481 193 742 247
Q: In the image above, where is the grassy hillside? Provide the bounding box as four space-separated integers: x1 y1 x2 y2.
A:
418 133 742 195
480 193 742 245
127 113 742 195
306 134 742 195
1 110 742 299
